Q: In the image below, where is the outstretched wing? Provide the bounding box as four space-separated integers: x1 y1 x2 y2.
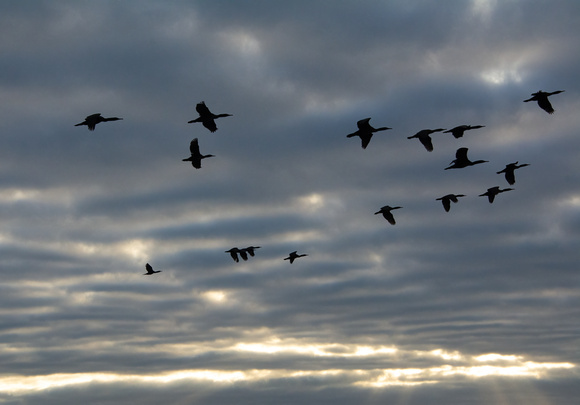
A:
189 138 200 155
196 101 212 117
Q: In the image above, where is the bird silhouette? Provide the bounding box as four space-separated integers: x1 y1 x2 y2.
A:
225 248 243 262
284 251 308 264
144 263 161 275
75 113 123 131
347 118 391 149
497 162 530 185
479 186 514 203
443 125 485 139
436 193 466 212
407 128 446 152
374 205 402 225
243 246 261 257
182 138 215 169
187 101 232 132
523 90 564 114
444 147 489 170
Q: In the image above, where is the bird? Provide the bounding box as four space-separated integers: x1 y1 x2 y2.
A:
187 101 232 132
284 251 308 264
436 193 466 212
523 90 564 114
374 205 402 225
226 248 243 262
479 186 514 203
144 263 161 275
444 147 489 170
443 125 485 139
182 138 215 169
75 113 123 131
497 162 530 185
242 246 261 257
346 118 391 149
407 128 446 152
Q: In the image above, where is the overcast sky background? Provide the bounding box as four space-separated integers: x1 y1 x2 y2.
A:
0 1 579 404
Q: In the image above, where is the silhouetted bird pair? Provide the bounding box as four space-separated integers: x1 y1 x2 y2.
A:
226 246 261 262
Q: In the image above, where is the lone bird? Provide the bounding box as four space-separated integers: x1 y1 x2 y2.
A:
144 263 161 275
188 101 232 132
284 251 308 264
182 138 215 169
347 118 391 149
443 125 485 139
407 128 446 152
75 113 123 131
242 246 261 257
523 90 564 114
479 186 514 203
374 205 402 225
226 248 244 262
497 162 530 185
436 193 466 212
445 147 489 170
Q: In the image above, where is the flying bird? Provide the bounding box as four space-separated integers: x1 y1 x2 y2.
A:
374 205 402 225
284 251 308 264
144 263 161 275
444 147 489 170
182 138 215 169
523 90 564 114
346 118 391 149
443 125 485 139
242 246 261 257
436 193 466 212
479 186 514 203
407 128 446 152
75 113 123 131
497 162 530 185
187 101 232 132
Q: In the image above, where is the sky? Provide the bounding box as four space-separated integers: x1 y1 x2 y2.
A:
0 0 579 404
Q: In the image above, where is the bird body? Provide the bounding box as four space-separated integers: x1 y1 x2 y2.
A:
407 128 446 152
182 138 215 169
436 193 465 212
445 147 488 170
243 246 261 257
347 118 391 149
188 101 232 132
75 113 123 131
144 263 161 275
443 125 485 139
523 90 564 114
374 205 402 225
479 186 514 203
497 162 530 185
284 251 308 264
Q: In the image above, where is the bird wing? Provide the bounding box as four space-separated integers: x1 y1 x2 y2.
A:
538 98 555 114
189 138 200 155
419 135 434 152
196 101 212 117
441 197 451 212
382 211 396 225
456 147 469 160
202 119 218 132
145 263 153 274
505 170 516 185
359 133 373 149
357 118 372 131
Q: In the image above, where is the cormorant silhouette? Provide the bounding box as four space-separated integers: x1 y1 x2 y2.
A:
497 162 530 185
75 113 123 131
346 118 391 149
242 246 261 257
523 90 564 114
182 138 215 169
443 125 485 139
407 128 446 152
284 251 308 264
444 147 489 170
187 101 232 132
144 263 161 275
374 205 402 225
436 193 466 212
479 186 514 203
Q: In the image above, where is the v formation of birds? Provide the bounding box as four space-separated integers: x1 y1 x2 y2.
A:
76 91 564 274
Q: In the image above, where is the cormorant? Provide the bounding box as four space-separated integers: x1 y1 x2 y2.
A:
374 205 402 225
284 251 308 264
479 186 514 203
436 193 466 212
182 138 215 169
187 101 232 132
523 90 564 114
75 113 123 131
443 125 485 139
497 162 530 185
407 128 446 152
444 147 488 170
347 118 391 149
144 263 161 275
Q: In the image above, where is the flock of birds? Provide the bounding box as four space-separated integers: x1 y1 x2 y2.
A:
75 90 564 275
